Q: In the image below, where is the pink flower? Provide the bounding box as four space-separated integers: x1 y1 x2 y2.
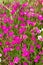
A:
11 2 20 14
13 56 20 63
22 51 29 57
12 36 22 44
19 27 26 34
36 44 41 49
31 12 35 17
34 55 40 63
22 2 28 7
19 11 24 16
20 23 26 27
38 35 43 41
12 2 20 9
34 59 38 63
0 4 3 8
27 20 32 25
8 26 12 30
38 15 43 21
22 43 27 48
0 33 3 38
0 53 2 57
30 45 34 53
22 34 28 40
16 46 20 50
23 62 28 65
18 16 24 22
9 62 14 65
22 48 29 57
27 12 31 18
36 55 40 59
29 7 34 12
41 7 43 11
4 28 9 34
8 31 14 37
22 47 27 52
11 9 16 14
0 42 2 46
3 17 8 23
7 56 11 61
23 11 28 15
39 50 43 55
5 41 10 45
27 20 36 26
41 60 43 63
1 25 9 34
14 24 18 28
14 36 22 44
3 47 13 54
31 35 36 41
35 27 41 34
1 25 6 30
12 40 16 45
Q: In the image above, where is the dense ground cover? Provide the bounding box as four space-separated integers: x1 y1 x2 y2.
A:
0 0 43 65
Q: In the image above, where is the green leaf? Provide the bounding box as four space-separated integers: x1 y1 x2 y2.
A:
0 0 3 3
35 62 43 65
8 49 21 59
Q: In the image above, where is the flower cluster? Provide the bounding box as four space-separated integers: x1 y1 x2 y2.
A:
0 0 43 65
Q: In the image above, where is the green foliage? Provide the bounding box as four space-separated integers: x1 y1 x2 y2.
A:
8 48 21 59
0 0 14 3
35 62 43 65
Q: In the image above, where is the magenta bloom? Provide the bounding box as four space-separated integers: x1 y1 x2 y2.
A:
3 47 13 54
39 50 43 55
22 48 29 57
22 2 28 7
34 55 40 63
34 59 38 63
1 25 9 34
36 44 41 49
18 16 24 22
0 33 3 38
0 42 2 46
11 2 20 14
3 47 10 54
0 53 2 57
35 27 41 34
31 35 36 41
20 23 26 27
16 46 20 50
8 31 14 37
5 41 10 45
30 45 34 53
14 24 18 28
0 1 43 65
9 62 14 65
13 56 20 63
19 27 26 34
11 9 16 14
22 51 29 57
38 15 43 21
12 36 22 44
22 34 28 40
23 62 28 65
27 20 36 26
30 7 34 12
41 7 43 11
3 17 9 23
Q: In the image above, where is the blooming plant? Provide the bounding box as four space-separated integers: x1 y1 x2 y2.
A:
0 0 43 65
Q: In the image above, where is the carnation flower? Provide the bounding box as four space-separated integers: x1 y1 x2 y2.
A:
0 42 2 46
38 35 43 41
13 56 20 63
